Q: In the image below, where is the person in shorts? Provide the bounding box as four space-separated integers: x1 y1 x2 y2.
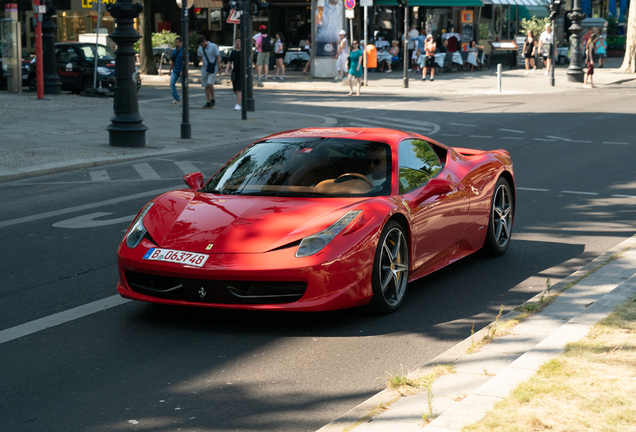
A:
224 37 243 111
274 32 285 79
197 35 221 109
255 25 270 80
584 34 597 89
596 35 607 68
539 23 553 76
422 34 436 81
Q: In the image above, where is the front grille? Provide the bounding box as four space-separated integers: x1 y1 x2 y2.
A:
125 271 307 305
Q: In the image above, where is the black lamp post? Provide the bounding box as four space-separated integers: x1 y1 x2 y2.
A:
178 0 192 139
403 0 409 88
106 0 147 148
42 0 61 95
566 0 585 83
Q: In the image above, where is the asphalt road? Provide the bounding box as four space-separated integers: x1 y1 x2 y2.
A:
1 85 635 432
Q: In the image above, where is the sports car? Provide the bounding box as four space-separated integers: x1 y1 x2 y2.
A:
117 128 515 313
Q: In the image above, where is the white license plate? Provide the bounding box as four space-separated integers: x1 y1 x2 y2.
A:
143 248 209 267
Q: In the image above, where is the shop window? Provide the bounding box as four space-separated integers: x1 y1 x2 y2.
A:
209 8 223 31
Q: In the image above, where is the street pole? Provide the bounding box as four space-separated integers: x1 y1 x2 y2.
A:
364 6 368 87
106 0 147 148
180 0 191 138
240 2 247 120
93 0 102 89
566 0 585 83
244 1 255 113
42 0 61 95
34 0 44 100
403 0 409 88
550 18 556 87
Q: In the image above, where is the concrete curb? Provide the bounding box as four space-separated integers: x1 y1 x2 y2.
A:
317 233 636 432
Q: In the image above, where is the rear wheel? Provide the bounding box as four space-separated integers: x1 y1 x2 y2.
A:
369 221 409 314
483 177 513 256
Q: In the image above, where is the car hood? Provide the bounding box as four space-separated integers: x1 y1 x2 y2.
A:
143 190 365 254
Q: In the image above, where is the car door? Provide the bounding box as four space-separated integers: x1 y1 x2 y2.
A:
397 139 469 273
55 45 81 90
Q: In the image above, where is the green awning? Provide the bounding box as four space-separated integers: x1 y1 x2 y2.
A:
375 0 483 6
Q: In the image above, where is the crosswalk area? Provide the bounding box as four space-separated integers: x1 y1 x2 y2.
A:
33 159 225 184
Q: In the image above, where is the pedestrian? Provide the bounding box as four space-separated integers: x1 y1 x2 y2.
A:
302 34 311 75
255 25 271 80
422 34 436 81
584 34 597 88
538 23 553 76
168 37 183 106
596 35 607 68
347 40 362 96
274 32 285 80
335 30 349 80
197 35 221 109
523 30 537 74
411 28 426 72
224 37 243 111
407 25 418 70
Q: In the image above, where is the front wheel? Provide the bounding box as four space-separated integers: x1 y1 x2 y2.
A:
483 177 514 256
368 221 409 314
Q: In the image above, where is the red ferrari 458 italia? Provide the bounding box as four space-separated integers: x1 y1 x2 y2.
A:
117 128 515 313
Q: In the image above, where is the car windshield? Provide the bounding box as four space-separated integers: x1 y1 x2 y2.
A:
79 45 116 62
202 137 392 197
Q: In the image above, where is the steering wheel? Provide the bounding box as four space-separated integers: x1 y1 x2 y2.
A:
335 173 374 187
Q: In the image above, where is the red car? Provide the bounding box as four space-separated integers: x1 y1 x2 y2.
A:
117 128 515 313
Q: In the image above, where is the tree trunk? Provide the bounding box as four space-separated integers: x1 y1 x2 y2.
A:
139 0 158 75
619 0 636 72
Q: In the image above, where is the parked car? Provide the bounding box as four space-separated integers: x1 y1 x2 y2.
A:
28 42 141 93
0 42 31 90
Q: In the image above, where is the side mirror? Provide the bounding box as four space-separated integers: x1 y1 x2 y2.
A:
412 177 454 205
183 172 204 190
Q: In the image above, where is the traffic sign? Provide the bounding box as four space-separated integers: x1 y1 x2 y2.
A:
227 9 241 24
345 0 355 10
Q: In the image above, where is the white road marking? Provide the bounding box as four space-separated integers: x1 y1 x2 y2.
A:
133 163 162 180
532 138 558 142
440 133 462 137
0 295 131 344
53 212 136 229
517 187 550 192
469 135 492 138
0 188 171 228
546 135 593 143
499 129 525 134
612 194 636 198
603 141 629 145
561 190 599 196
174 161 201 175
90 170 110 181
449 123 475 127
501 137 524 140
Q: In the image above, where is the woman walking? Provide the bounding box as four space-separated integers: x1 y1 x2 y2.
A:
523 30 537 74
584 34 597 88
347 40 362 96
274 32 285 79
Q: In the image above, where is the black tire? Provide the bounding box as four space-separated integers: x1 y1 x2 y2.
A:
483 176 514 256
368 221 409 314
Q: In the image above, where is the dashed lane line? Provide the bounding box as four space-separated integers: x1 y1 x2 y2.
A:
500 137 524 140
561 190 600 196
603 142 629 145
517 187 550 192
499 129 525 134
449 123 475 127
469 135 493 138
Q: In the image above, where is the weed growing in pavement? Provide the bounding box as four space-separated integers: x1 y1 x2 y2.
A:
467 305 506 354
464 294 636 432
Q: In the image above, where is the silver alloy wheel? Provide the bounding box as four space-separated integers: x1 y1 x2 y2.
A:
379 227 409 307
492 183 512 248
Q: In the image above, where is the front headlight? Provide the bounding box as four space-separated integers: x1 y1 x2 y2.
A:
97 66 110 76
125 202 154 249
296 210 362 258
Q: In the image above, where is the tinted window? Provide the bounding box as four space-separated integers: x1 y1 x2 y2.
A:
398 139 443 194
79 45 116 62
202 138 392 197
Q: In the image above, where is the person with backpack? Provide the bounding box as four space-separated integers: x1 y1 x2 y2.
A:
256 25 272 80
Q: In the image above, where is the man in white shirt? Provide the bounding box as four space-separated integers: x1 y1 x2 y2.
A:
197 35 221 108
538 23 553 76
335 30 349 80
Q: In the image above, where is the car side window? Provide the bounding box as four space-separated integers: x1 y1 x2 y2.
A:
398 139 443 194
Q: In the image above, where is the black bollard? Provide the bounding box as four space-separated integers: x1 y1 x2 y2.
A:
106 0 147 148
42 0 62 95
